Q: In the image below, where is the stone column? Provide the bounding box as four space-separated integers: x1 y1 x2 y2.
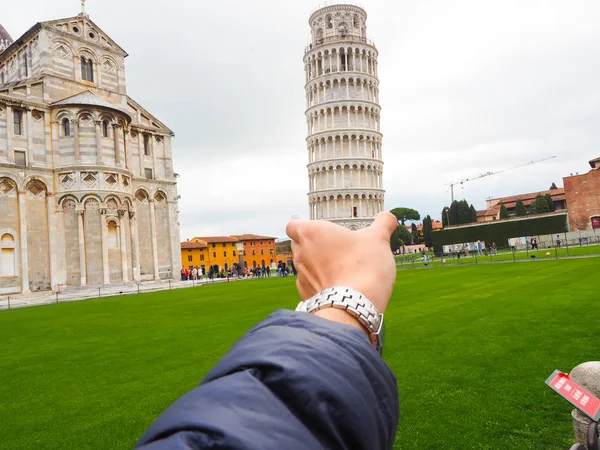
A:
76 209 87 285
73 119 81 162
6 105 13 161
46 194 56 291
123 129 129 169
118 210 129 282
95 120 103 164
100 208 110 285
129 211 140 282
149 199 160 280
26 108 33 166
138 132 144 177
18 191 30 294
570 362 600 446
51 121 60 166
113 124 121 166
150 135 157 178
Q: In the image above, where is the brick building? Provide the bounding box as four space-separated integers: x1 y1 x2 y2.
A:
563 157 600 231
0 8 180 294
477 189 566 223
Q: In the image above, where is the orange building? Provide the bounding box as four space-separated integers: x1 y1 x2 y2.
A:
231 234 277 269
181 234 278 273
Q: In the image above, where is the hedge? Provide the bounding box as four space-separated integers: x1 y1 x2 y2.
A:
431 213 568 254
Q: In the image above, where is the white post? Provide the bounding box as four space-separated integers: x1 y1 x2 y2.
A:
18 192 30 293
77 210 87 285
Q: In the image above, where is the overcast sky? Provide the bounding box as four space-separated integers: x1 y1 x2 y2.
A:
4 0 600 240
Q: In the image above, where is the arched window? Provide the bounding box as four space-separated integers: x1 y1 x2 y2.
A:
62 118 70 136
107 222 119 248
353 15 360 28
326 15 333 29
102 120 109 137
0 233 16 277
81 56 94 82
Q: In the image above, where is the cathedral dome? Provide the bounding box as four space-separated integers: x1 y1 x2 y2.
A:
0 24 13 53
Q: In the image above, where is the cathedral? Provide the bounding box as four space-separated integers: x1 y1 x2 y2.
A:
0 8 181 294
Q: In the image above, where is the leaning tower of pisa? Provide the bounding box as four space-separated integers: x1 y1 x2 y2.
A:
304 3 384 230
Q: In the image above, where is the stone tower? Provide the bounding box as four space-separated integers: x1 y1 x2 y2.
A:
0 24 14 54
304 3 384 230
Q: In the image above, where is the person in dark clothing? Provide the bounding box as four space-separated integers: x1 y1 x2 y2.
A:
136 212 400 450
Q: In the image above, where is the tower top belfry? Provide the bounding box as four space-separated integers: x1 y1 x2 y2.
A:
0 24 13 54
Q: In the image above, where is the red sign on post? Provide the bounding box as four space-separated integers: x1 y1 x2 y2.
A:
546 370 600 421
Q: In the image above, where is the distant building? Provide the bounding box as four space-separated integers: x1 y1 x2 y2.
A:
181 235 277 273
563 157 600 231
477 189 566 222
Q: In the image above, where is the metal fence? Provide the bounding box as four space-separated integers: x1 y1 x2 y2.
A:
0 275 257 311
395 240 600 270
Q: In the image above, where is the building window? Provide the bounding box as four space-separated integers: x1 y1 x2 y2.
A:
102 120 109 138
144 168 153 180
188 255 193 262
233 251 236 257
592 217 600 230
0 233 16 277
81 56 94 82
212 243 216 248
326 14 333 29
270 249 274 254
223 243 226 248
261 249 264 255
22 51 28 77
252 250 255 255
14 151 26 166
223 251 227 257
143 134 150 155
260 241 263 245
251 242 255 246
213 252 216 258
62 118 70 136
13 109 22 135
200 254 205 261
353 14 360 28
352 206 358 217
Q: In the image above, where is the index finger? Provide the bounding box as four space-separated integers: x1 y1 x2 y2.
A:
286 220 302 243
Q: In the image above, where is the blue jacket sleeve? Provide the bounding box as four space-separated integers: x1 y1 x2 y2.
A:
135 309 399 450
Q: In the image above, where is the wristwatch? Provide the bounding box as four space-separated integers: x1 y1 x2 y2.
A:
296 286 385 355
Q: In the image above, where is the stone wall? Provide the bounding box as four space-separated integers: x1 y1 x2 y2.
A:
63 206 80 286
84 200 103 285
26 192 50 291
564 169 600 231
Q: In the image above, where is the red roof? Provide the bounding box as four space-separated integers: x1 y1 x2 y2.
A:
192 236 239 244
230 234 276 241
490 188 564 205
589 156 600 168
181 241 208 249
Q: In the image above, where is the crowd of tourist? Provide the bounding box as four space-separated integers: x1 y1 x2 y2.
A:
179 261 296 282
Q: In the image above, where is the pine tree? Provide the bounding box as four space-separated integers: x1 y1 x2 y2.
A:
515 200 527 217
411 223 419 245
469 204 478 223
531 194 550 214
549 182 558 190
423 215 433 248
441 207 449 227
500 205 509 219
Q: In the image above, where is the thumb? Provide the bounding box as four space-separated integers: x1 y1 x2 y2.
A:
368 212 398 242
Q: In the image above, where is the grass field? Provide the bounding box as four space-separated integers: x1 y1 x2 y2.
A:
1 259 599 449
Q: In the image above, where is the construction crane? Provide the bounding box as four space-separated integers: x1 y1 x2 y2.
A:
448 156 556 203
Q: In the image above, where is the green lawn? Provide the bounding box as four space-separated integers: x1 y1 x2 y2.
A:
1 259 599 449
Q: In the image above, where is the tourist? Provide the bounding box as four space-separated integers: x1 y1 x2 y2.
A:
135 212 399 450
477 240 482 256
180 268 185 281
185 267 189 280
531 237 538 250
556 234 561 248
192 267 198 281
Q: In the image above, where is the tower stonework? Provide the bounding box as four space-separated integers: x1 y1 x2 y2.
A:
304 4 384 230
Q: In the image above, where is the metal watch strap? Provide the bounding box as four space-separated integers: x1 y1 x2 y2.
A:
295 286 383 347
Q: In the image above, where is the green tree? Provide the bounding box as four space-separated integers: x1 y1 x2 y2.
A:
544 194 556 212
549 182 558 190
390 207 420 225
457 200 471 224
515 200 527 217
441 207 450 227
500 205 510 219
469 204 478 223
423 215 433 248
530 194 550 214
449 201 459 226
396 225 412 248
411 223 419 245
390 227 401 252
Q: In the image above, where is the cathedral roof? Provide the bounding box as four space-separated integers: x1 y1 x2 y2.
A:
52 90 132 120
0 24 14 53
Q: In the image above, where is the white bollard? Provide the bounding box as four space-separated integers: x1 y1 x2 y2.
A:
570 362 600 447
